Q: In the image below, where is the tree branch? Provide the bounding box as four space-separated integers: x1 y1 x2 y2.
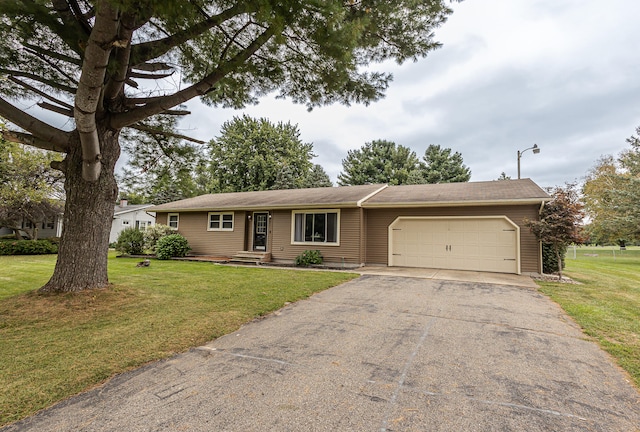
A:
24 47 79 85
38 102 74 117
130 3 251 65
23 43 82 66
129 123 205 144
218 21 253 63
128 70 175 80
112 24 278 129
131 62 173 72
0 97 70 150
74 1 119 181
0 69 77 94
161 110 191 116
1 130 70 153
68 0 93 35
104 12 137 102
49 0 89 53
51 0 86 33
124 95 166 106
8 77 73 109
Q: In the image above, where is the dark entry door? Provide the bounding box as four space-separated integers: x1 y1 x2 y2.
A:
253 212 268 251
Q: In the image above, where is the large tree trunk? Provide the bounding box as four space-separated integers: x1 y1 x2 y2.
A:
39 128 120 293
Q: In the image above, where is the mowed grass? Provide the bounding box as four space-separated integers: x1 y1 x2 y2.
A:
0 253 358 426
537 246 640 388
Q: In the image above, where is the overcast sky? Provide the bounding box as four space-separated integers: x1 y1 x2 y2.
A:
184 1 639 187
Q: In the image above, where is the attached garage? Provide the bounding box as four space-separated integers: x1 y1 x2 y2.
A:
362 180 551 275
389 216 520 274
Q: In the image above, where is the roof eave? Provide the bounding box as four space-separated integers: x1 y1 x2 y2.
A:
361 198 551 208
113 205 155 215
150 202 363 213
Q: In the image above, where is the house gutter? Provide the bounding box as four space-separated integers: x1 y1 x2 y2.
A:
149 203 367 213
361 197 551 209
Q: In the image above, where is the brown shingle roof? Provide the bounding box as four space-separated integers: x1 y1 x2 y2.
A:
362 178 550 207
149 179 549 212
148 184 387 212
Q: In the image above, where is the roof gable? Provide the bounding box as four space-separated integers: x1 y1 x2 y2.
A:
362 179 550 207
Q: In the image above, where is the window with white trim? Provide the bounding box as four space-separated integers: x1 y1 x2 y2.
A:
208 212 234 231
168 213 179 229
292 210 339 245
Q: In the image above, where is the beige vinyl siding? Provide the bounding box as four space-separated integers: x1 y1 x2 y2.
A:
365 205 541 273
270 208 363 265
155 211 246 256
156 213 167 225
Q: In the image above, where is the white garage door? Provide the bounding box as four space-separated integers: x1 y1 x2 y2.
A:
389 217 520 274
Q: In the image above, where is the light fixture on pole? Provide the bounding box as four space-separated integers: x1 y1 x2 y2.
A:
517 144 540 179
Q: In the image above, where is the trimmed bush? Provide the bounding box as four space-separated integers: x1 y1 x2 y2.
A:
115 227 145 255
143 224 175 252
156 234 191 260
542 243 566 274
0 239 58 255
294 250 323 267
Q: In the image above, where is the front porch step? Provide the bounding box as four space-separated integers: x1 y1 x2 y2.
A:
229 251 271 263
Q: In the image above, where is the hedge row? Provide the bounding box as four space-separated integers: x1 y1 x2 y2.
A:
0 239 59 255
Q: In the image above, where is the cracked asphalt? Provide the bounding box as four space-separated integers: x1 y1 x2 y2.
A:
4 274 640 431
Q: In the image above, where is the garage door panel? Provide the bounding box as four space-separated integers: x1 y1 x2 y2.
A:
389 217 519 274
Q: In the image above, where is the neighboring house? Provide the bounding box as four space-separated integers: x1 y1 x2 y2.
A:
0 215 63 239
109 199 156 243
149 179 550 275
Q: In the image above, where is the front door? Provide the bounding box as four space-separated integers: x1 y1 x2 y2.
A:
253 212 268 251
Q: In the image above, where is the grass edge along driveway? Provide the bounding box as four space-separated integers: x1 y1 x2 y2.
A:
0 254 357 427
536 246 640 391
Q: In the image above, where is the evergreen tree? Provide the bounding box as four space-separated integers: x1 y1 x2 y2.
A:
418 144 471 183
303 164 333 188
0 1 456 292
338 140 419 186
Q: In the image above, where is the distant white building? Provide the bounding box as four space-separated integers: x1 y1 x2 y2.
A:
0 215 63 239
109 199 156 243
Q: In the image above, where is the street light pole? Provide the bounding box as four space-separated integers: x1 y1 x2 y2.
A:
517 144 540 179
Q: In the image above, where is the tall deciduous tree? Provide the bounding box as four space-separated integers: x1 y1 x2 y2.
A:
338 139 419 185
0 132 64 239
526 184 584 279
208 115 322 192
418 144 471 183
583 126 640 244
0 0 456 292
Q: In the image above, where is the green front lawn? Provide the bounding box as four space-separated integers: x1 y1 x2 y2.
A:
537 246 640 389
0 253 357 426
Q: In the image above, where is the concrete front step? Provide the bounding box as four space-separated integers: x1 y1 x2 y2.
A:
230 251 271 263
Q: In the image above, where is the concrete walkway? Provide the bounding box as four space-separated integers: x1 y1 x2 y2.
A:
4 275 639 431
357 266 539 288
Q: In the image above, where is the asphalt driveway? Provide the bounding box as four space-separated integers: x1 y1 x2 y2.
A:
4 274 640 431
